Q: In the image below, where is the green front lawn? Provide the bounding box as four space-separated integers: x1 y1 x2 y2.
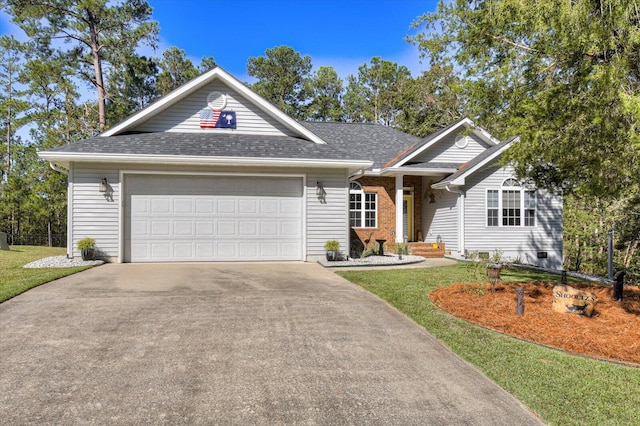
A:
0 246 90 303
338 264 640 426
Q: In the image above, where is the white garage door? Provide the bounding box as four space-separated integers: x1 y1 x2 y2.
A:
124 175 303 262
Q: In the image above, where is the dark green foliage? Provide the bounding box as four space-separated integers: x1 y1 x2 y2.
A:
343 57 411 126
247 46 313 119
410 0 640 280
156 46 200 96
5 0 159 129
410 0 640 200
306 66 343 122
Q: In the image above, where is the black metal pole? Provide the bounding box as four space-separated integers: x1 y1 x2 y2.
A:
608 227 614 280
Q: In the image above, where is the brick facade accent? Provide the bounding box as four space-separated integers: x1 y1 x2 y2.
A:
350 176 423 249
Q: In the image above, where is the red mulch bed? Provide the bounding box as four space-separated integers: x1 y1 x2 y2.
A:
430 282 640 366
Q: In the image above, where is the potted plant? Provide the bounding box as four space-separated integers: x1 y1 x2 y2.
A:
77 237 96 261
324 240 340 261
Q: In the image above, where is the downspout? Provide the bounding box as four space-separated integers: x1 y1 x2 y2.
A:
49 162 71 258
445 185 465 257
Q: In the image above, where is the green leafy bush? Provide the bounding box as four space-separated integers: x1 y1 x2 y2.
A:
324 240 340 251
77 238 96 250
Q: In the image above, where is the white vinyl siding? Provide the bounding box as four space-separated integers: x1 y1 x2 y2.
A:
465 165 563 268
133 80 296 136
70 166 120 259
422 178 459 252
412 132 490 164
306 171 349 260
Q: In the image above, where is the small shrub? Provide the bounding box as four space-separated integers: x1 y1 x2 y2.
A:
324 240 340 251
77 238 95 250
490 248 504 264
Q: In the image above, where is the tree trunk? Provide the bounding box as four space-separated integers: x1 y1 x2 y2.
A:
6 60 11 178
624 240 638 269
87 12 106 130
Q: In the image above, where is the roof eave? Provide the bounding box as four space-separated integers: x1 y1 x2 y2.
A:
379 167 458 177
38 151 372 173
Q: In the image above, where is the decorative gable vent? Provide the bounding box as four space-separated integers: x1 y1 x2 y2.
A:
454 135 468 149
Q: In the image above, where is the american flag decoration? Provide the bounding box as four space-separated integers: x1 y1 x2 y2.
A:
200 109 222 129
199 109 236 129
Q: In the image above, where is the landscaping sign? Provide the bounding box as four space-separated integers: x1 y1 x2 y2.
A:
552 285 598 317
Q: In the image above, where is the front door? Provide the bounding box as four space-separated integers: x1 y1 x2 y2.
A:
403 193 414 241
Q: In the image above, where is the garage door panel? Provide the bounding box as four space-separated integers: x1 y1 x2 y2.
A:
151 198 171 213
173 221 193 236
126 175 303 262
217 199 236 214
217 242 236 258
260 242 278 257
238 221 258 236
131 220 148 236
260 199 278 214
173 243 193 258
195 243 214 257
217 221 236 235
151 243 171 258
239 242 258 257
195 199 215 214
280 199 301 215
150 220 171 236
173 199 193 214
238 199 257 214
260 221 278 236
131 243 148 258
281 221 301 237
282 243 302 257
195 221 214 235
131 198 149 214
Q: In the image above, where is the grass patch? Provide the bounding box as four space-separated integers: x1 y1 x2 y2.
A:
0 246 90 303
337 263 640 426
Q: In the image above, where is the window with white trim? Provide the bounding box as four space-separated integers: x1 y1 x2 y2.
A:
486 178 536 227
350 182 377 228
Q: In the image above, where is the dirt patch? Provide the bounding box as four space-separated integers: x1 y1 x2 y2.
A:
430 282 640 366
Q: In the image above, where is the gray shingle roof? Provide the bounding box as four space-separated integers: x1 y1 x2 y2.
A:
47 122 423 169
299 122 422 169
46 132 371 162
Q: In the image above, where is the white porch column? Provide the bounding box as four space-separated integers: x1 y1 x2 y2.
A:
395 174 404 243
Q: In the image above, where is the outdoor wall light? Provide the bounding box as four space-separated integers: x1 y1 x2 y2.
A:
99 177 108 193
316 181 327 204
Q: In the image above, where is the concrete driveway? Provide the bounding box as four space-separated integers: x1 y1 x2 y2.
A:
0 263 542 425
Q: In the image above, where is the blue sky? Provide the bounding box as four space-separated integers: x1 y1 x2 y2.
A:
1 0 439 81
